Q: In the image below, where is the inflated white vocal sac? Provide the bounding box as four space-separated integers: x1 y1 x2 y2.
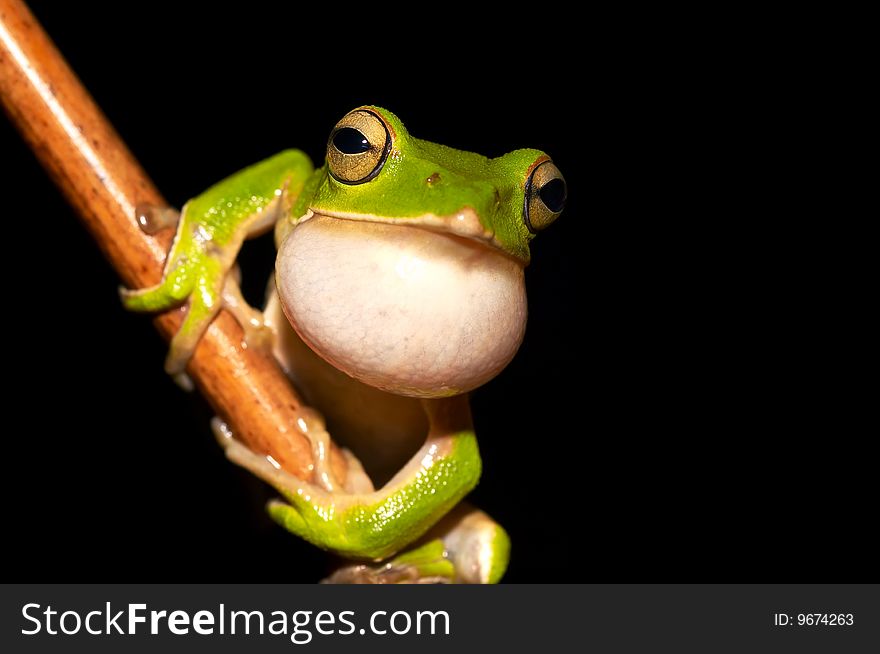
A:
276 215 527 398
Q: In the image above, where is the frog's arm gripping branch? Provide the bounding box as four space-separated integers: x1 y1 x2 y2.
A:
0 0 342 485
121 151 313 377
0 1 509 583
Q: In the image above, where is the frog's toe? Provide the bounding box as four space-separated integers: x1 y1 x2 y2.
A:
134 203 180 234
164 334 198 376
119 255 195 313
220 275 275 352
161 272 225 375
170 371 195 392
422 504 510 583
241 320 274 352
446 515 510 584
322 539 455 584
320 511 511 584
120 282 183 313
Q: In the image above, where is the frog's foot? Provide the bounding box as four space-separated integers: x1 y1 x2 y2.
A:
135 203 180 234
121 197 282 377
214 402 481 562
322 504 510 584
220 268 275 353
339 446 375 494
210 417 373 495
322 539 454 584
433 503 510 584
121 248 226 378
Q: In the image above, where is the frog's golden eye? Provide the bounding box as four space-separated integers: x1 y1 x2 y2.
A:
326 110 391 184
524 160 566 233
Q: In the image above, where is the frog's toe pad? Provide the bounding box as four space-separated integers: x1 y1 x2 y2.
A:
135 203 180 234
442 510 511 584
241 321 274 351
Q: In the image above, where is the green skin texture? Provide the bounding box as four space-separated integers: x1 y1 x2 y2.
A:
123 107 548 581
269 432 480 561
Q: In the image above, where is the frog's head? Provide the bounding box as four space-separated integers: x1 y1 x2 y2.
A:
277 106 567 398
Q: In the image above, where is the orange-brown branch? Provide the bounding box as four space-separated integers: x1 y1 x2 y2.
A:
0 0 345 481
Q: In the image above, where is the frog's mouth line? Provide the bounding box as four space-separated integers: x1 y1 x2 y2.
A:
296 208 526 265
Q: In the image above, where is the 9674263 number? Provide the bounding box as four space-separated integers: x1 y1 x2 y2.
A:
773 613 854 626
798 614 853 626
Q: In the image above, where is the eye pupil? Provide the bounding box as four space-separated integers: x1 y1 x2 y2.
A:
327 109 391 184
538 178 566 213
333 127 371 154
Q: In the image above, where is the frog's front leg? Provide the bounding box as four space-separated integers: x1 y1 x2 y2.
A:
120 150 314 378
218 395 483 563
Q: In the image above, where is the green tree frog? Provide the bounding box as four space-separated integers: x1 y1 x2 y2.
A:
122 107 566 583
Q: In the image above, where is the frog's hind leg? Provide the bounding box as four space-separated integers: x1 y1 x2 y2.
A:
322 504 509 584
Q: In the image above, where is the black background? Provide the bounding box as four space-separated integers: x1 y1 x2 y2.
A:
2 1 872 582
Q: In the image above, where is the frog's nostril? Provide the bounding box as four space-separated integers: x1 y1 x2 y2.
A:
426 172 441 186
